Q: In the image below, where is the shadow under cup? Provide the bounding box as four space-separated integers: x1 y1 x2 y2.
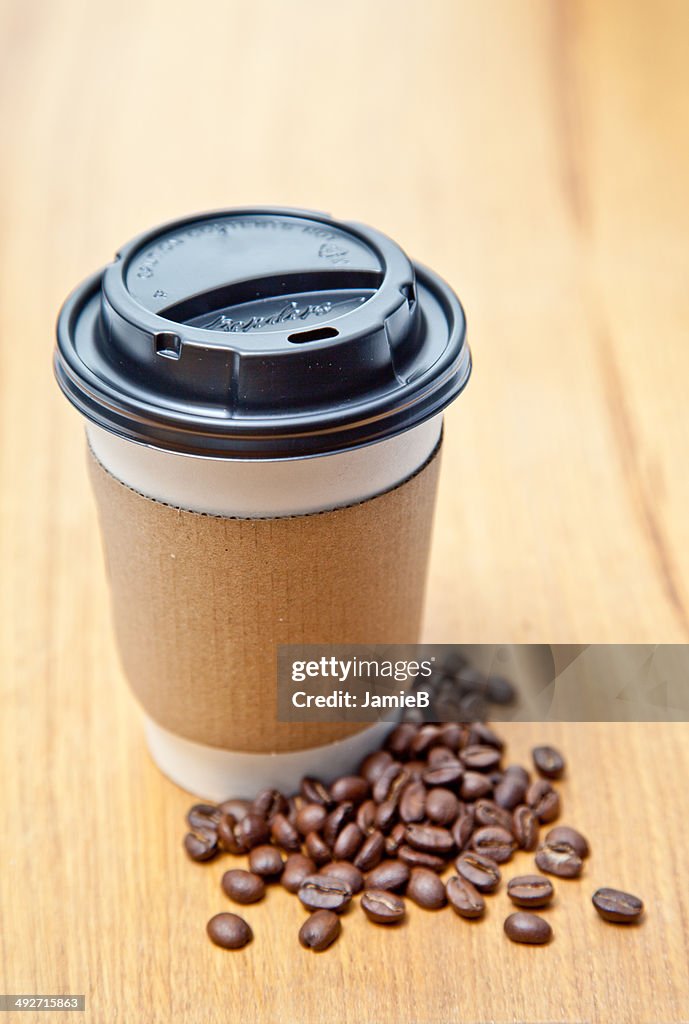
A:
54 207 471 799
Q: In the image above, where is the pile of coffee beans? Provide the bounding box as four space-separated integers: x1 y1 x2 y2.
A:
407 653 517 721
183 719 645 952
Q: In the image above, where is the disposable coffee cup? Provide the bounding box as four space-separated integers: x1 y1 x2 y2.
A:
54 208 471 799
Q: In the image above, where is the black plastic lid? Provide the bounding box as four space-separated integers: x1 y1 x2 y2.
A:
55 207 470 458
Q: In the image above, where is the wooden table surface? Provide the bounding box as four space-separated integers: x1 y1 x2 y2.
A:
1 1 688 1021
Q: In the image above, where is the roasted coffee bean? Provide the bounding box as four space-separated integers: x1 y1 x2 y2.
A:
460 772 493 801
504 764 530 786
410 724 443 757
372 762 408 805
494 774 528 811
361 889 406 924
471 826 516 863
217 813 247 854
439 723 465 752
207 913 253 950
184 828 218 862
446 875 486 918
356 799 377 834
451 808 476 851
526 780 561 823
407 867 447 909
545 825 589 859
592 887 644 924
320 860 364 894
475 799 514 832
323 803 354 847
281 854 317 894
535 842 583 879
404 759 427 781
513 805 539 851
533 745 566 780
333 822 364 860
427 744 458 766
455 851 501 892
468 723 505 751
425 788 460 825
360 750 394 785
456 666 487 694
504 912 552 945
286 796 299 827
249 844 284 878
365 859 410 892
397 845 446 872
404 824 454 855
330 775 370 805
217 798 251 820
298 874 352 912
507 874 554 908
221 869 265 904
305 831 331 866
187 803 221 831
486 675 516 705
296 802 328 837
375 798 399 834
251 788 288 820
354 830 385 871
239 812 271 849
301 777 332 807
384 822 406 856
299 909 341 951
399 781 427 823
385 723 418 758
271 813 301 852
458 691 487 720
423 761 464 787
460 744 502 772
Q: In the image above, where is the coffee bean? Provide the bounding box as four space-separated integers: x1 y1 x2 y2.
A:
301 777 332 807
187 804 221 831
221 869 265 904
458 691 487 720
286 796 299 827
372 762 408 805
375 799 399 834
184 828 218 862
460 745 502 772
248 844 284 878
475 799 514 832
504 764 530 786
513 805 539 851
404 824 454 855
397 846 446 872
320 860 364 894
526 780 561 823
361 889 406 924
456 666 487 694
271 813 301 852
296 803 327 837
427 745 459 766
507 874 554 908
399 781 427 823
486 675 516 705
365 859 410 892
239 812 271 849
384 822 406 856
407 867 447 909
545 825 589 859
494 774 528 811
385 723 418 758
207 913 252 950
439 723 465 751
446 876 485 921
281 854 317 894
354 830 385 871
404 760 428 782
592 887 644 924
298 874 353 912
217 798 251 820
410 724 443 756
455 851 501 892
504 912 552 945
323 803 354 847
356 799 377 834
423 761 464 787
330 775 370 805
451 808 476 851
333 822 364 860
251 788 288 820
533 745 566 780
471 826 516 863
305 831 331 866
299 909 341 951
425 788 460 825
216 813 247 855
468 723 505 751
360 750 394 785
460 772 493 801
535 842 583 879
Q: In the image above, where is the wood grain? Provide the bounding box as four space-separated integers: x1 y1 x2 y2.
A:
1 1 688 1021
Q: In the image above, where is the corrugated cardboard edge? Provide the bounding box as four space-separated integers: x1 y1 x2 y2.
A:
88 439 442 753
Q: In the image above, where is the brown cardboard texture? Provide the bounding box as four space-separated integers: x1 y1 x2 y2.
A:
88 442 442 753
